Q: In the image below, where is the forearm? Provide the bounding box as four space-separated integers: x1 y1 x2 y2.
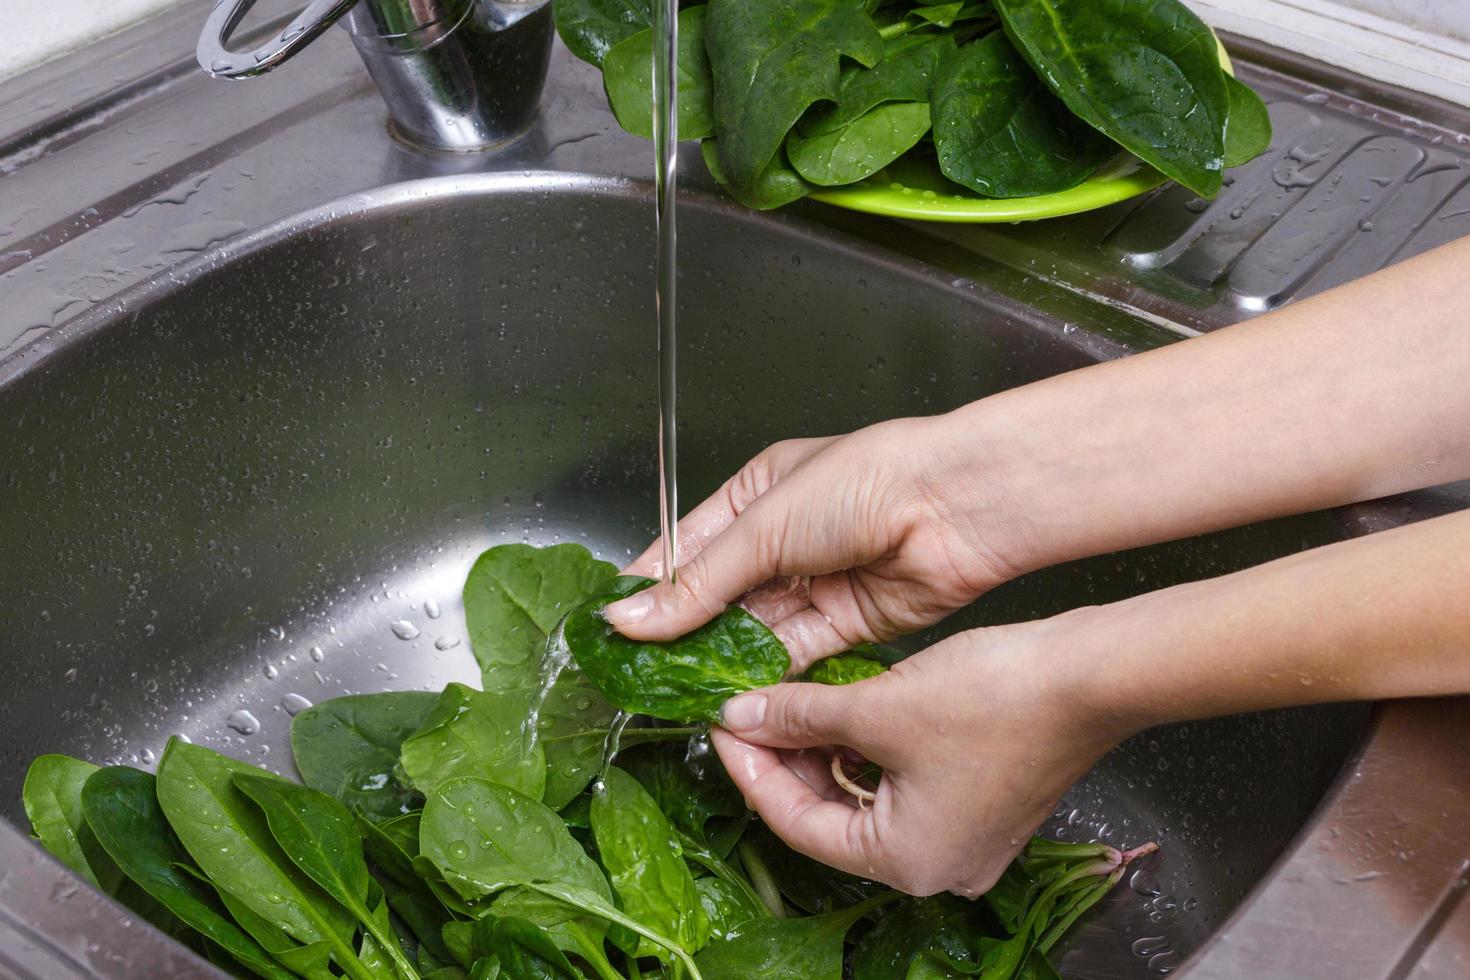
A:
1042 508 1470 732
941 236 1470 577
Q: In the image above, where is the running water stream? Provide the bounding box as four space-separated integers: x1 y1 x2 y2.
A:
529 0 683 784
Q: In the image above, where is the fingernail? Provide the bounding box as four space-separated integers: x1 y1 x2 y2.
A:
603 592 654 627
719 693 766 732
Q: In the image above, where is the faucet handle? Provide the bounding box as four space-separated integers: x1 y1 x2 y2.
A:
198 0 360 79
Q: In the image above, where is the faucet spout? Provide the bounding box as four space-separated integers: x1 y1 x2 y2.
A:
198 0 553 151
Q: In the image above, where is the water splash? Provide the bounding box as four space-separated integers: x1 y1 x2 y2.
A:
598 710 634 781
521 620 575 748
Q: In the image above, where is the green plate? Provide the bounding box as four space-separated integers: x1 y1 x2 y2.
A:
810 39 1233 223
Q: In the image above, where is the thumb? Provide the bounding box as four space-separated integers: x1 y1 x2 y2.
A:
717 682 865 750
603 503 780 641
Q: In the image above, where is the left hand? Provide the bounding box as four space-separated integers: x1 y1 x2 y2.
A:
711 619 1127 896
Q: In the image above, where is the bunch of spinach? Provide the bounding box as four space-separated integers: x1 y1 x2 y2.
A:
559 0 1273 208
21 542 1157 978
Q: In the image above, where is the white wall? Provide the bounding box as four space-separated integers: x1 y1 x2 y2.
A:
0 0 189 81
1342 0 1470 45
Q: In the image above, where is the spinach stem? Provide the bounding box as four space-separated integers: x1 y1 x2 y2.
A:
526 882 703 980
679 834 771 918
735 840 787 918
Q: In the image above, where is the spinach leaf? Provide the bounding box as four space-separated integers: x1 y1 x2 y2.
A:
474 916 581 980
700 140 813 211
704 0 884 193
1224 73 1272 167
80 766 294 980
994 0 1228 197
562 576 789 722
536 665 621 811
850 895 989 980
233 773 423 980
464 543 618 693
797 34 950 138
694 877 758 941
421 778 703 978
741 821 885 914
591 767 710 957
554 0 652 67
805 653 888 685
291 692 440 822
617 742 745 848
603 5 715 140
932 31 1112 198
22 754 121 891
787 101 932 185
490 888 618 979
691 890 897 978
399 683 546 801
155 739 369 979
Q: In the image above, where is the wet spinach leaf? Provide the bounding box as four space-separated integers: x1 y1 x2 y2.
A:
603 5 715 140
1224 74 1272 167
704 0 883 193
80 766 294 980
464 543 618 692
535 665 621 810
22 754 121 891
563 576 790 722
490 888 618 979
788 101 933 186
399 682 546 800
850 895 990 980
932 31 1112 198
422 778 702 976
694 877 759 941
700 140 813 210
692 890 897 978
474 916 580 980
233 773 422 980
797 34 950 138
155 739 364 974
554 0 653 67
741 821 885 914
805 653 888 685
617 741 745 848
291 691 440 822
591 767 710 957
994 0 1229 196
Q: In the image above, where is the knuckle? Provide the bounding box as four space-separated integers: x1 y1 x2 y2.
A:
670 561 726 619
769 685 822 739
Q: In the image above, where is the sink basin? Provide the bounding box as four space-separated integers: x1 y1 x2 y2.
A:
0 176 1371 976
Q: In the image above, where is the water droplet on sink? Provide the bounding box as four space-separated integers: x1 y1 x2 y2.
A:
64 667 78 683
391 620 420 640
434 635 461 651
282 693 313 716
263 663 279 679
310 645 325 662
269 626 286 641
139 748 156 765
1132 937 1170 957
1130 867 1162 896
425 598 442 619
1149 951 1181 974
226 709 260 735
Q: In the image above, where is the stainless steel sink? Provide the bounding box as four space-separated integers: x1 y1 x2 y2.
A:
1 4 1467 979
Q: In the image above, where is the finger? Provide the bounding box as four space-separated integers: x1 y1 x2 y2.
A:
622 436 838 578
712 728 877 877
771 605 861 674
717 682 867 750
604 495 787 640
778 747 853 803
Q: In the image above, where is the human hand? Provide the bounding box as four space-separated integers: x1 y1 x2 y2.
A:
709 619 1128 896
604 418 1029 670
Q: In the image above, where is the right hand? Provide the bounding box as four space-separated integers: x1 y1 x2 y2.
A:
603 416 1028 670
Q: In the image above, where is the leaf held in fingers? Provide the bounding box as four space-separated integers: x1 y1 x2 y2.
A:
291 692 439 822
81 766 295 980
591 767 710 957
603 6 715 140
805 653 888 685
563 576 790 722
932 32 1113 198
994 0 1229 197
705 0 884 193
399 683 547 800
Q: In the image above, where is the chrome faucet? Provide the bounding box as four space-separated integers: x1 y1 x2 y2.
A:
198 0 553 151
